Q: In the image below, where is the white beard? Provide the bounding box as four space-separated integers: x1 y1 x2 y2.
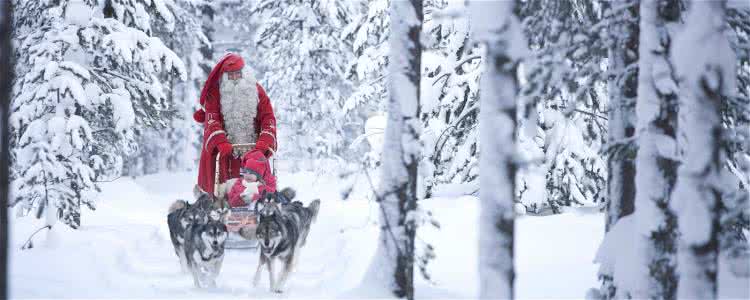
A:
219 67 259 146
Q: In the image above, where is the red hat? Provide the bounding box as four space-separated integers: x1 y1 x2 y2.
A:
242 150 271 181
194 53 245 122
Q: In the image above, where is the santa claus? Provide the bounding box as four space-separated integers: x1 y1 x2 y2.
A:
194 53 277 197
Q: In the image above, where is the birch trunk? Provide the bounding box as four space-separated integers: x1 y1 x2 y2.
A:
469 1 525 298
362 0 422 299
671 1 736 298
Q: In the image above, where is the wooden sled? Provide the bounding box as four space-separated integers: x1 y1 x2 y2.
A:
214 143 275 249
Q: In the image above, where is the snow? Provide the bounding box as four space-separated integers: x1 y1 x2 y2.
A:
10 171 614 299
670 2 740 298
594 215 638 295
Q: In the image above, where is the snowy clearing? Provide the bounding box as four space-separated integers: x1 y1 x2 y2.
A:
9 171 612 299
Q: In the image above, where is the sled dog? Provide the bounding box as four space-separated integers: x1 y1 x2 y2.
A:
183 218 228 288
247 195 320 293
167 186 227 274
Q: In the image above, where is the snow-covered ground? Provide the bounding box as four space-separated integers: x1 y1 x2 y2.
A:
5 170 658 299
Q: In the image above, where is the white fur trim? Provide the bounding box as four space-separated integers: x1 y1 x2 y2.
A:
205 130 226 151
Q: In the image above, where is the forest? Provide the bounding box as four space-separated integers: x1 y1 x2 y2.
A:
0 0 748 299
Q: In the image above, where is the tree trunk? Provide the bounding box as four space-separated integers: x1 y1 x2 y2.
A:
605 0 639 232
632 0 682 298
0 0 12 297
671 1 735 298
362 0 422 299
599 2 639 297
469 1 524 298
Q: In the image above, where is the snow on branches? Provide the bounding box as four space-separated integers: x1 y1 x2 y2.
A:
10 0 185 229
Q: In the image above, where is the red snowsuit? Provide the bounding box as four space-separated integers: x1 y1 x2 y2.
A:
226 150 276 207
195 53 277 195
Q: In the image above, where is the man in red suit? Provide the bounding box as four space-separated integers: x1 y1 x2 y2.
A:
194 53 277 196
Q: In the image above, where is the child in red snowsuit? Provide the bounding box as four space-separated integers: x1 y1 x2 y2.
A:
226 150 276 207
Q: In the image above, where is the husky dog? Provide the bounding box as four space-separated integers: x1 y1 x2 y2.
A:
248 195 320 293
183 218 228 288
167 186 227 273
167 199 208 272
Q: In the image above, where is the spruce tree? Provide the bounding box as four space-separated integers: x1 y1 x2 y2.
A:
253 0 356 166
10 0 185 228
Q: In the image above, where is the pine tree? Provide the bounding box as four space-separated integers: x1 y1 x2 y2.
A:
469 0 525 297
253 0 356 166
125 0 213 175
343 0 390 164
362 0 422 298
214 0 258 55
344 0 389 116
421 0 482 198
632 0 682 298
516 0 608 213
10 0 185 228
671 0 737 298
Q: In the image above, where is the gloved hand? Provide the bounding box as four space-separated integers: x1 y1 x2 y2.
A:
217 142 233 156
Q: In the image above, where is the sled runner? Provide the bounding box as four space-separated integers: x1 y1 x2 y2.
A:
214 143 275 249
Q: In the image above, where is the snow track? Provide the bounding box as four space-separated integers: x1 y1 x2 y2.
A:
8 171 674 299
9 171 378 299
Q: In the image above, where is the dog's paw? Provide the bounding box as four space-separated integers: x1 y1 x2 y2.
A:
272 288 284 294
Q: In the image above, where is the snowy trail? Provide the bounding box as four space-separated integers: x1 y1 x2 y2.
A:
8 171 626 299
9 171 379 299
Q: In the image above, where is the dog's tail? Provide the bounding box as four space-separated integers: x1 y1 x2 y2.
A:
308 199 321 223
168 199 187 214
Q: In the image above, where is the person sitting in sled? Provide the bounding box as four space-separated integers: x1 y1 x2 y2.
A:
223 150 295 206
195 53 278 205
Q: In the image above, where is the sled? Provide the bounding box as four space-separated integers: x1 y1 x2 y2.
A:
214 143 275 250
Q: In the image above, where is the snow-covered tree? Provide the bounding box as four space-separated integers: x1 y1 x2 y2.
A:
252 0 356 166
340 0 389 166
671 1 737 298
631 0 682 298
421 0 482 198
469 0 525 297
124 0 212 175
1 0 12 296
516 0 608 213
362 0 422 298
344 0 389 117
604 0 639 231
214 0 258 56
722 1 750 275
596 0 639 298
10 0 185 228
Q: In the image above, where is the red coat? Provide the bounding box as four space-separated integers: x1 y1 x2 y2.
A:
195 54 277 195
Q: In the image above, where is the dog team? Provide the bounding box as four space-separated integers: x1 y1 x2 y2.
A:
167 184 320 293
